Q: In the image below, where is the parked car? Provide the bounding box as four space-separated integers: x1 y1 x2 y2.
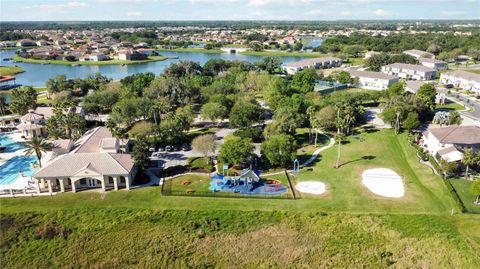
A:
446 84 454 89
157 146 165 152
165 145 173 152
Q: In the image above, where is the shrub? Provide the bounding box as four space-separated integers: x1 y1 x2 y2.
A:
188 157 214 172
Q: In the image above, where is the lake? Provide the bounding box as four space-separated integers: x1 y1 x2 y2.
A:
1 49 312 87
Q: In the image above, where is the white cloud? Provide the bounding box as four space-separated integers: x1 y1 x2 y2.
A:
26 2 89 14
305 9 325 16
373 9 393 17
248 0 313 7
126 11 143 17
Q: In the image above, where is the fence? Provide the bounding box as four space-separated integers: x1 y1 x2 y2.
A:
160 171 298 200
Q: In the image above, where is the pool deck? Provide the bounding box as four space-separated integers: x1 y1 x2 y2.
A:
0 131 54 166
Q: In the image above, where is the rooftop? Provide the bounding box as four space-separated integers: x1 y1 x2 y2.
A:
442 70 480 83
348 70 398 80
427 125 480 145
383 63 436 73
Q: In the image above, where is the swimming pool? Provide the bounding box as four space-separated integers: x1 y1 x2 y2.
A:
0 156 38 185
0 133 26 153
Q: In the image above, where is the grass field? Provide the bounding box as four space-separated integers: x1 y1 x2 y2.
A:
1 128 479 267
449 178 480 214
465 69 480 74
11 55 167 65
0 210 479 268
0 66 25 76
437 102 466 111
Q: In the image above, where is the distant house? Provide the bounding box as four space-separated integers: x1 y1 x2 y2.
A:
33 127 136 194
440 70 480 94
54 39 66 46
134 42 149 48
381 63 436 81
418 57 447 70
79 53 108 62
0 41 15 47
348 70 399 90
36 40 49 46
405 81 445 104
117 50 147 61
403 49 434 59
136 48 155 56
423 126 480 162
282 57 342 75
16 39 36 47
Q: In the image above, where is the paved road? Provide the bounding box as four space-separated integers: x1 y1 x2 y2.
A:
437 86 480 121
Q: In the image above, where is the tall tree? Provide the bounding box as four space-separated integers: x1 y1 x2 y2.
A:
192 134 217 163
218 136 254 165
461 149 476 179
24 137 52 168
9 86 37 115
261 134 297 167
132 135 150 171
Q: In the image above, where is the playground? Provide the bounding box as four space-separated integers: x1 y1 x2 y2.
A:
209 169 288 195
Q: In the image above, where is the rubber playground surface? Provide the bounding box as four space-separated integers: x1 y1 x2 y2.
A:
209 173 287 195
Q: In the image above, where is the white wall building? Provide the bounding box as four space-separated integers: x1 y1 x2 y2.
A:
403 49 434 59
381 63 436 81
423 126 480 162
282 57 342 75
440 70 480 94
418 57 447 70
348 70 399 90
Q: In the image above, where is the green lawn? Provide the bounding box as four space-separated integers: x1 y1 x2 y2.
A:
157 47 223 54
465 69 480 74
12 55 168 65
0 66 25 76
437 102 465 111
2 128 479 267
449 178 480 214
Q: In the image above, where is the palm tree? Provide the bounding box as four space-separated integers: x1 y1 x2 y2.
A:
24 137 52 168
461 149 476 179
334 104 347 169
0 95 6 116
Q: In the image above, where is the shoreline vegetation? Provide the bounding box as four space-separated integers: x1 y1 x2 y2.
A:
157 47 224 54
0 66 25 76
240 50 332 57
11 55 168 66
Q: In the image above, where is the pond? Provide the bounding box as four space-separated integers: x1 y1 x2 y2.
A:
1 49 311 87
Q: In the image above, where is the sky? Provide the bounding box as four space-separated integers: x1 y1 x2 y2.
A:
0 0 479 21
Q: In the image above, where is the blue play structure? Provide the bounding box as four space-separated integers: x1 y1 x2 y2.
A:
209 169 287 195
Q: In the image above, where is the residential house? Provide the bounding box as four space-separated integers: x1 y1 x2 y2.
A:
0 41 16 47
348 70 399 90
33 127 136 194
117 50 147 61
418 57 447 70
136 48 155 56
440 70 480 94
405 81 445 104
381 63 436 81
403 49 434 59
282 57 342 75
36 40 49 46
79 53 108 62
16 39 36 47
423 126 480 162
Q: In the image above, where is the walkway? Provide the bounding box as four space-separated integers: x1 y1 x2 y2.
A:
263 133 335 176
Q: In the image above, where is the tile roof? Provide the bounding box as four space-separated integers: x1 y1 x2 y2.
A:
71 127 114 153
33 152 134 178
406 81 426 93
443 70 480 83
348 70 398 80
428 125 480 145
383 63 436 73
